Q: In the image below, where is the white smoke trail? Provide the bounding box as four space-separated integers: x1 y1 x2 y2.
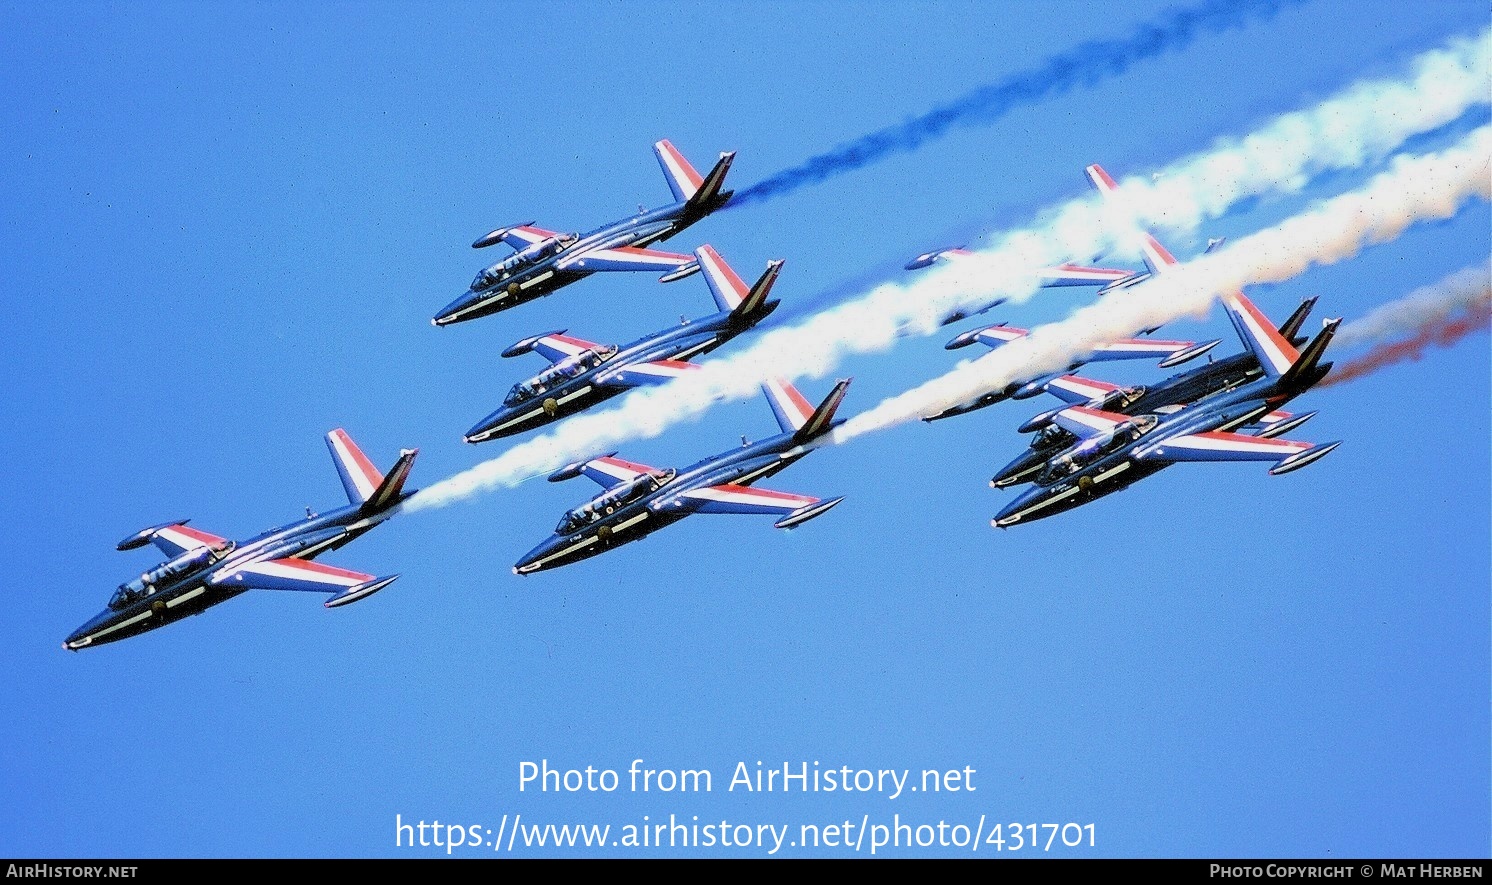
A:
1321 261 1492 386
730 0 1306 206
1332 260 1491 349
407 31 1491 512
832 127 1492 441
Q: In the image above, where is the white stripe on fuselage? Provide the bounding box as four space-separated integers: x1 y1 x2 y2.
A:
449 269 559 322
82 608 155 643
166 587 206 608
1014 461 1132 520
490 407 546 434
525 511 654 571
520 270 555 290
1018 484 1082 518
489 386 595 434
329 433 378 499
558 386 593 405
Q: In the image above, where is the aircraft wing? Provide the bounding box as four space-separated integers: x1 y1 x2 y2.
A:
667 483 845 528
1050 406 1132 441
213 559 398 608
577 455 663 490
598 359 701 388
1087 338 1200 361
1140 431 1312 463
673 483 819 516
149 524 230 559
1242 410 1293 432
945 324 1030 350
515 331 602 364
556 245 693 273
1038 264 1133 288
218 558 375 593
1043 375 1122 405
485 224 561 250
1136 416 1342 474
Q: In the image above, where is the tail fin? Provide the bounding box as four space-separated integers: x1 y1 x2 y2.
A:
655 139 704 202
327 429 384 506
1220 291 1300 379
688 152 733 212
1085 164 1179 278
364 449 418 511
795 379 851 442
655 140 734 211
695 245 781 318
1278 318 1341 390
761 378 852 442
1278 295 1319 346
326 429 417 510
1084 162 1123 200
1223 291 1330 377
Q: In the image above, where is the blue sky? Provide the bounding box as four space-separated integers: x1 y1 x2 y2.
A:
3 1 1487 858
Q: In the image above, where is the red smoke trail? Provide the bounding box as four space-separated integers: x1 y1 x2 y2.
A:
1323 299 1491 386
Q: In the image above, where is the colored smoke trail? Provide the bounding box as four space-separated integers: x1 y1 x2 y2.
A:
728 0 1303 208
1321 263 1492 386
832 127 1492 442
404 33 1491 512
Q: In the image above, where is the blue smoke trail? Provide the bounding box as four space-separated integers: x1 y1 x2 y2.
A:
728 0 1304 208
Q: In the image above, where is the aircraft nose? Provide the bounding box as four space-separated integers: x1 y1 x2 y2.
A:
464 412 507 444
64 606 127 650
432 291 480 326
513 551 543 575
993 486 1048 527
63 619 100 651
513 537 564 575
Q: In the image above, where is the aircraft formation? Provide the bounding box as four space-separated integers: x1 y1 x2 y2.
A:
910 166 1341 526
68 145 1344 649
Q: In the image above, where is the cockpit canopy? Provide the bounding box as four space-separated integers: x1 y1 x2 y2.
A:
504 345 619 406
555 469 676 534
471 233 579 290
1035 414 1159 486
108 541 234 610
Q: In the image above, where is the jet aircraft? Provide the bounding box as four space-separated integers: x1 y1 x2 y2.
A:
465 246 782 443
433 140 735 327
901 246 1133 326
921 321 1220 422
990 296 1319 488
513 378 850 574
918 163 1246 422
992 289 1341 527
905 246 1138 326
64 430 417 650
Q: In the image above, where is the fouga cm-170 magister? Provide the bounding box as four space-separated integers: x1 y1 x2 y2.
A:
433 140 735 327
64 430 417 650
513 378 851 575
